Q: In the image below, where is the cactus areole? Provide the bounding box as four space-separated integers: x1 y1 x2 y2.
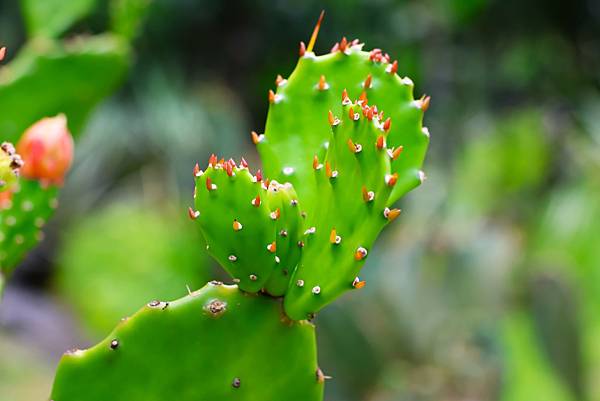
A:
191 13 430 320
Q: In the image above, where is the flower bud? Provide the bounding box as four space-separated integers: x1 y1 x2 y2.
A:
16 114 74 186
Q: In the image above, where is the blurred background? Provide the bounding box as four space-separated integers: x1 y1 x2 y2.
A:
1 0 600 400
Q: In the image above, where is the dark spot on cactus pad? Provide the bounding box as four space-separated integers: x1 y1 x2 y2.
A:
232 377 241 388
110 339 119 350
148 300 161 307
205 299 227 317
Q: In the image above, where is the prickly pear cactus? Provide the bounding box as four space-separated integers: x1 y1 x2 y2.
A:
0 114 73 295
51 281 324 401
192 157 303 296
190 15 430 319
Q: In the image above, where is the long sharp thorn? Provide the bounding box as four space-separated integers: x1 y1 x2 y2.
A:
251 194 261 207
306 10 325 53
206 177 216 191
240 157 249 168
421 95 431 112
328 110 335 126
376 135 385 150
339 36 348 52
268 90 276 104
363 74 372 89
255 169 263 182
208 154 217 167
193 163 200 177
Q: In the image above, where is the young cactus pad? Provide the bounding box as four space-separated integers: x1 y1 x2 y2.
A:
192 158 303 296
51 282 324 401
190 16 430 320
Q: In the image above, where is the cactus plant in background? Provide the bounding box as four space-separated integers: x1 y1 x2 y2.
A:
0 115 74 296
50 13 429 400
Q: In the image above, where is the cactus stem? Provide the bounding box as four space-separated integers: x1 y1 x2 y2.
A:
306 10 325 53
187 207 200 220
363 74 372 89
354 247 368 261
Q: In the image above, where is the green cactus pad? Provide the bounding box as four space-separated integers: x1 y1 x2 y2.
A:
50 282 324 401
192 158 303 294
0 179 58 280
283 100 409 319
253 39 429 319
258 42 429 210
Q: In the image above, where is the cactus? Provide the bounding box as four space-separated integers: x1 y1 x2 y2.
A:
0 115 73 295
50 13 429 399
51 281 324 401
192 14 430 319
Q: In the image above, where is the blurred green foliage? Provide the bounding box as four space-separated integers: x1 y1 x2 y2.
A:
57 199 210 336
